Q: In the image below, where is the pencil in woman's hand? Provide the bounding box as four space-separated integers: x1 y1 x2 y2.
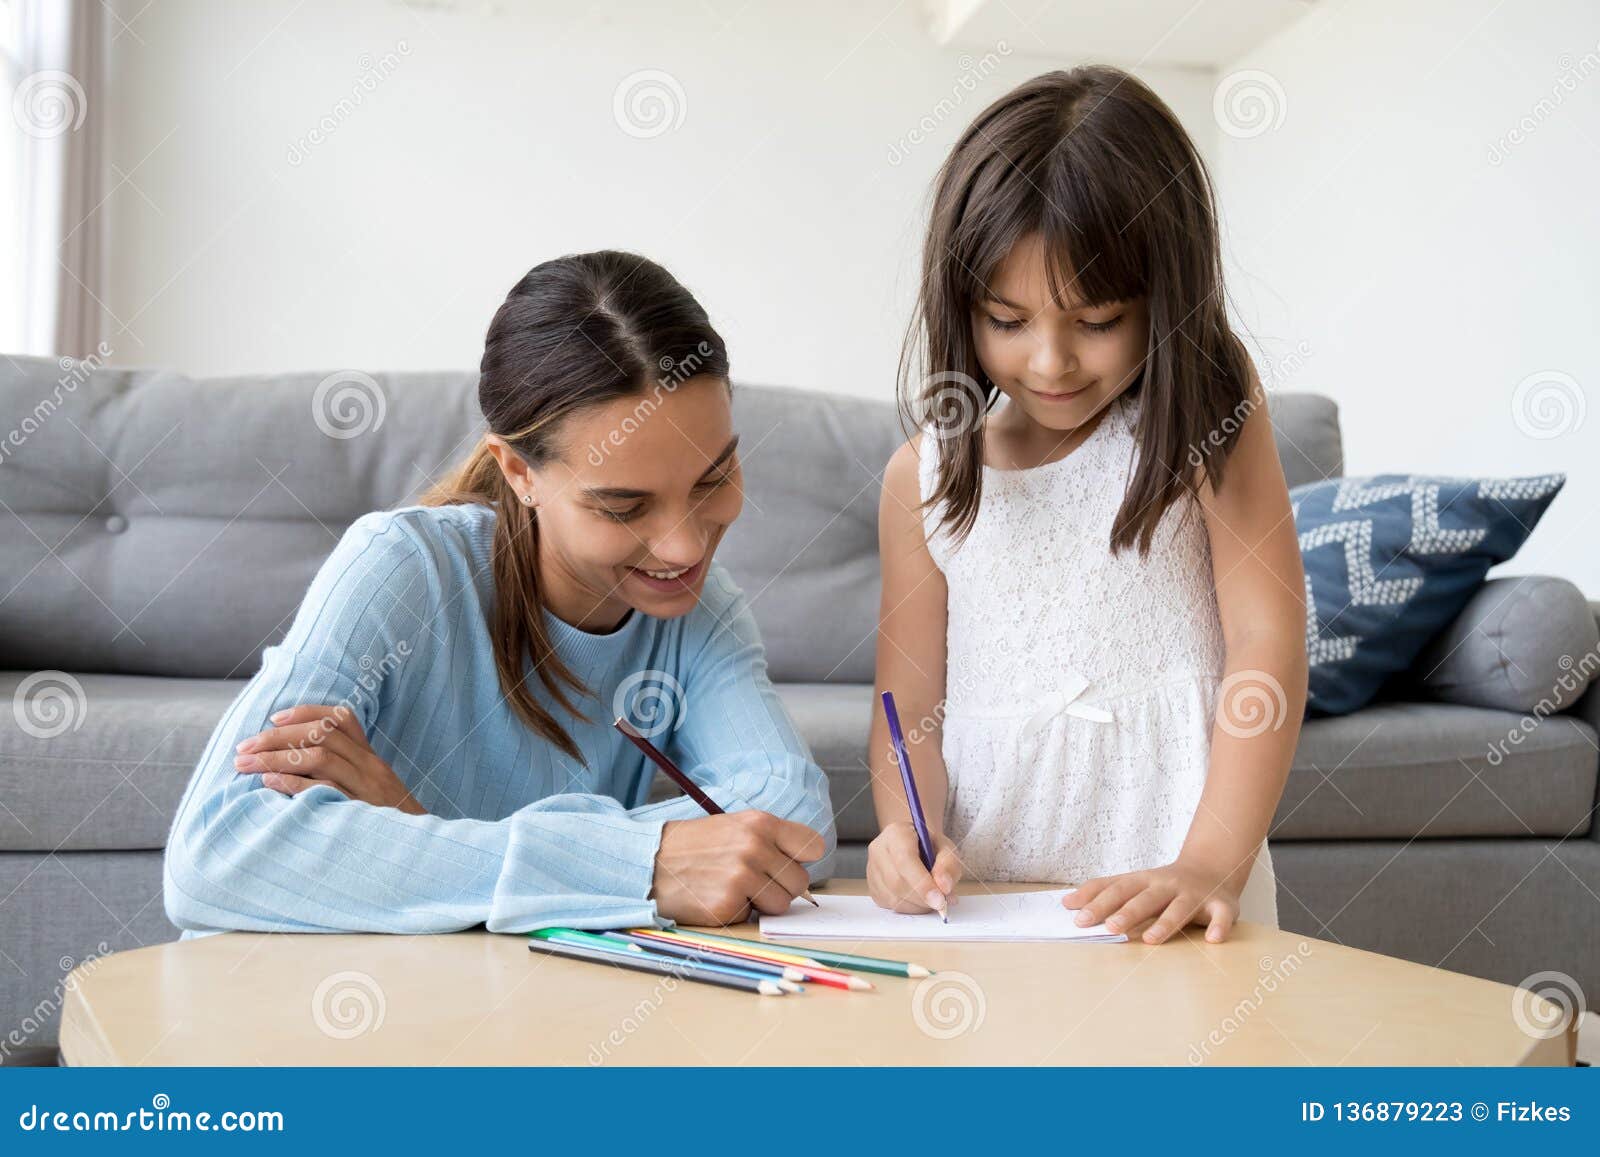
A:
613 715 821 907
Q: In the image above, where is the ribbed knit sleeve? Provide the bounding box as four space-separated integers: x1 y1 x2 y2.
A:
163 512 669 935
627 565 838 882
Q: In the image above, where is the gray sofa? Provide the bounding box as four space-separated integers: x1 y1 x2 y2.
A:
2 355 1597 1062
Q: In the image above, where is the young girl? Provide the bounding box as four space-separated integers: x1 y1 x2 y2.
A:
164 251 833 935
867 67 1307 944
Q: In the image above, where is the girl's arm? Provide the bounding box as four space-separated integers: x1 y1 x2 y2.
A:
1064 373 1308 942
1180 376 1308 914
866 438 963 912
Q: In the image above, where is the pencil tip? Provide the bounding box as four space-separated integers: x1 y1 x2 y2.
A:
759 981 785 996
847 977 874 991
802 892 821 907
907 964 932 978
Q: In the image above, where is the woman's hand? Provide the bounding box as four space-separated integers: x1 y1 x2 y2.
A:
867 821 963 914
1062 855 1241 943
233 704 426 815
650 811 827 925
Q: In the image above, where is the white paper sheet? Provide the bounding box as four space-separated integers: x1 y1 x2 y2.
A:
759 889 1127 943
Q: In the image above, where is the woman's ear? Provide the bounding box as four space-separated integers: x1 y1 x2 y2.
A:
483 435 538 507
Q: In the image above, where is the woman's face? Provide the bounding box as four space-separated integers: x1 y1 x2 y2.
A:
505 375 744 630
971 233 1149 433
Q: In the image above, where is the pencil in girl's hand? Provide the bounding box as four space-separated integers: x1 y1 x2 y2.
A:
613 715 821 907
526 931 787 995
880 690 947 923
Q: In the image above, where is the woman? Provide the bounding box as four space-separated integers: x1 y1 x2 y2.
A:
163 251 835 936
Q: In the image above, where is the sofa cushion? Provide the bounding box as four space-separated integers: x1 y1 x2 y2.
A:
1272 701 1597 840
772 683 878 841
1391 576 1600 713
1267 391 1343 488
1295 473 1565 715
0 671 240 852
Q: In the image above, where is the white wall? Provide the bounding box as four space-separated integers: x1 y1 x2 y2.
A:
101 0 1595 591
101 0 1213 398
1212 0 1600 591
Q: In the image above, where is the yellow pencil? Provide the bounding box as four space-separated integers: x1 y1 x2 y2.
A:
631 927 824 968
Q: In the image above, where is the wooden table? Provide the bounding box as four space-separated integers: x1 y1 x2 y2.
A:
59 882 1574 1066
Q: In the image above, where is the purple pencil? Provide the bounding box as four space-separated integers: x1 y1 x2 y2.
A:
880 690 948 923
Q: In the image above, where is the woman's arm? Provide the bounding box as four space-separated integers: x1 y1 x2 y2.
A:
629 562 839 907
163 514 672 935
865 438 962 912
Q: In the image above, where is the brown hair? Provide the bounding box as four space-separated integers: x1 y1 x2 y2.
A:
421 251 729 762
900 65 1255 555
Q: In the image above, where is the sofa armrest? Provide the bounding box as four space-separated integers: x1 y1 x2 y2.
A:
1576 601 1600 842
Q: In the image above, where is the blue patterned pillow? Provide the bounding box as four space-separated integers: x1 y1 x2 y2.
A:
1292 474 1564 716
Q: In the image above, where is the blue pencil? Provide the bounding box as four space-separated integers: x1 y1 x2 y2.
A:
881 690 948 922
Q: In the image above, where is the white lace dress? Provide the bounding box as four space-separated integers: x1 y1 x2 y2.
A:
917 392 1279 927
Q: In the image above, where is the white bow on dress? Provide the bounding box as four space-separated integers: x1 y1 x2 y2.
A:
1019 671 1114 739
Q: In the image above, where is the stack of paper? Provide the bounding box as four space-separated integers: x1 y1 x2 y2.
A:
759 888 1127 943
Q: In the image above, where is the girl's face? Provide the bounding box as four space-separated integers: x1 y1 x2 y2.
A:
971 233 1149 433
494 375 744 631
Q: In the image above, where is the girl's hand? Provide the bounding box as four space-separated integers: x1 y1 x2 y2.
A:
867 822 963 913
233 704 426 815
1062 856 1240 944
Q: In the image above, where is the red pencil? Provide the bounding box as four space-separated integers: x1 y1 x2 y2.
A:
613 715 820 907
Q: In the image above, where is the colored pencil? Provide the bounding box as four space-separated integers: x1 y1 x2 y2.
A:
670 928 932 979
596 930 808 983
532 929 803 993
881 690 947 923
526 934 786 996
628 928 872 991
614 715 820 907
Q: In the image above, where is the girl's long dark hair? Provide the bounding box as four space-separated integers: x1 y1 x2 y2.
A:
901 65 1255 555
422 251 729 762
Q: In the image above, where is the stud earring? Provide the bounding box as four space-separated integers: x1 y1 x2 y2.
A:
521 494 534 506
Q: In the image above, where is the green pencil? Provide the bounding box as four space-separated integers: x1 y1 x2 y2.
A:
682 928 931 978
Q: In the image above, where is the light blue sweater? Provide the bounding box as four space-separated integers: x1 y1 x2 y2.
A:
163 502 836 936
